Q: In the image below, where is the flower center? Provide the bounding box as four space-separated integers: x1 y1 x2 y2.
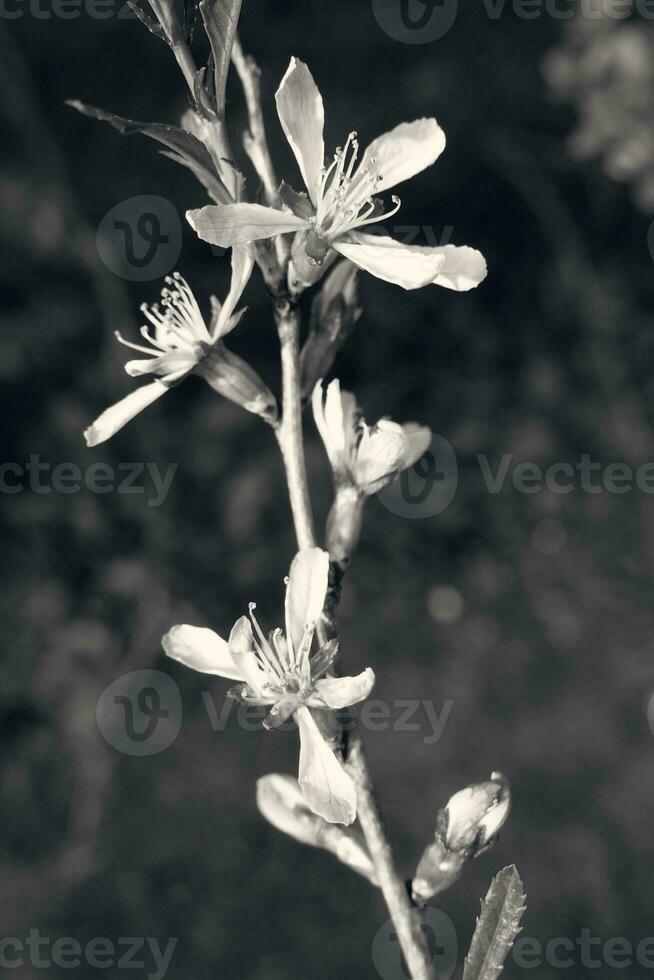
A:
314 131 402 241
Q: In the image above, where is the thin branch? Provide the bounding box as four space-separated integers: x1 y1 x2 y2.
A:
232 36 281 209
273 292 434 980
275 296 316 550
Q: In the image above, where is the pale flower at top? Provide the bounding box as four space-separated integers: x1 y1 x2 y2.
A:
312 379 431 496
187 58 487 291
163 548 375 825
84 246 261 446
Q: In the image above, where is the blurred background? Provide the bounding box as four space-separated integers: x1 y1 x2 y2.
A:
3 0 654 976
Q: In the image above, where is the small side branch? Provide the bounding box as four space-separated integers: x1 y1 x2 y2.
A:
232 36 281 209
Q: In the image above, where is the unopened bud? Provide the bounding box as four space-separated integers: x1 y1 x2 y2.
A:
443 771 511 853
257 774 379 884
300 261 361 398
196 342 278 424
411 772 511 904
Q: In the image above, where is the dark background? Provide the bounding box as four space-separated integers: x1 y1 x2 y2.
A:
2 1 654 977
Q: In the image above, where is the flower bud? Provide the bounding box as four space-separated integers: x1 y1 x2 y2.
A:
257 774 379 884
195 342 278 424
443 771 511 853
411 772 510 904
300 261 361 398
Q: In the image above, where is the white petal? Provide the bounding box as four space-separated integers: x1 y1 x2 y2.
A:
335 233 448 290
296 707 357 825
84 380 168 447
355 424 406 489
309 668 376 710
431 244 488 291
213 244 255 339
312 379 344 469
125 350 198 378
357 118 446 195
162 624 242 679
284 549 330 655
400 424 432 470
229 616 267 695
187 203 306 247
275 58 325 206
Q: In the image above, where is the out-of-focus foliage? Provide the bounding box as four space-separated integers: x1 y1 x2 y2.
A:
545 0 654 211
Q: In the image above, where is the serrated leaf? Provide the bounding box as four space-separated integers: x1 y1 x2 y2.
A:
199 0 242 117
462 866 526 980
66 101 229 203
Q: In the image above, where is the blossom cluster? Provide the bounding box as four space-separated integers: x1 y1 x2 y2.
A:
77 49 488 826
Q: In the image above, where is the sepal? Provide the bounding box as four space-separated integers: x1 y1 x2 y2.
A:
195 342 278 424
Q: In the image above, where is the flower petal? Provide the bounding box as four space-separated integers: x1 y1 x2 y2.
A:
162 624 242 679
124 350 198 378
296 706 357 825
334 233 447 290
275 58 325 206
400 424 432 469
84 380 168 447
357 118 446 195
308 668 376 710
431 244 488 291
284 548 330 656
355 422 406 491
213 244 255 339
187 203 305 248
228 616 267 696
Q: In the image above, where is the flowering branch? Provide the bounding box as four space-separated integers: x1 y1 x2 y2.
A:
71 4 522 978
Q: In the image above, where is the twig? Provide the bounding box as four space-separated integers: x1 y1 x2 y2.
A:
232 36 281 209
274 296 316 550
273 292 434 980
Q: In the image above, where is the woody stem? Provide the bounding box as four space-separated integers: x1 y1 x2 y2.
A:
274 294 434 980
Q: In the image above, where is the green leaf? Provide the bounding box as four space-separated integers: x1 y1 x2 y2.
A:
199 0 242 116
462 866 526 980
66 100 230 203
